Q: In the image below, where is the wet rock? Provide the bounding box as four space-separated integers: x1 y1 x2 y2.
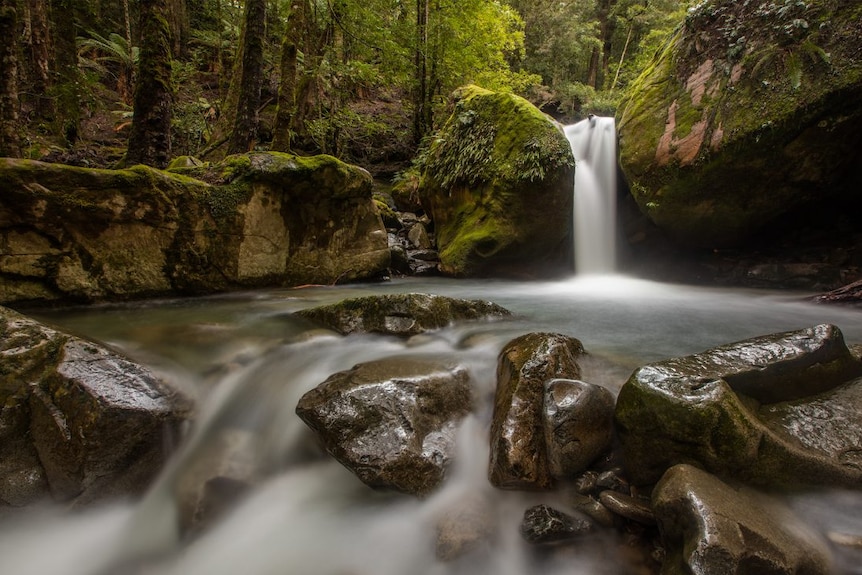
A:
176 428 259 534
0 306 191 505
295 293 511 337
520 504 593 544
489 333 585 490
388 244 412 275
410 249 440 262
419 86 575 278
408 222 432 249
615 324 862 487
295 358 473 496
573 470 599 495
598 491 655 526
543 379 615 480
595 468 629 494
569 492 615 528
435 493 496 560
653 464 831 575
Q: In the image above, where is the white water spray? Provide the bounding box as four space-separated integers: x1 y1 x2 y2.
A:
564 116 617 274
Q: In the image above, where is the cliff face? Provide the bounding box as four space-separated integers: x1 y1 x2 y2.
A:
617 0 862 248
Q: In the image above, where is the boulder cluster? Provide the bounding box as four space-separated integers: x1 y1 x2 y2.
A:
3 292 862 574
292 293 862 574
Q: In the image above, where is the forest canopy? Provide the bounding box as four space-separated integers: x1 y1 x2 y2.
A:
0 0 692 172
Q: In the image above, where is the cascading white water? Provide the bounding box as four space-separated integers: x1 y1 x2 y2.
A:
564 116 617 275
4 288 862 573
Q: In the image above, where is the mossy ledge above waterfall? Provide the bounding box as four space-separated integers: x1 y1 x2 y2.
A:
419 86 575 278
0 153 390 305
617 0 862 249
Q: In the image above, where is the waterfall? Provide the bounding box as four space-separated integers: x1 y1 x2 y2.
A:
564 116 617 275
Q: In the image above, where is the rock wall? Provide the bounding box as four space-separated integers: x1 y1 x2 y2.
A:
617 0 862 248
0 153 390 305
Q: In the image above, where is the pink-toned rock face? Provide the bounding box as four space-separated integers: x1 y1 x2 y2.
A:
617 0 862 248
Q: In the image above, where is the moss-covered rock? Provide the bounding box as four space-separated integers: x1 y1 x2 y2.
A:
419 86 575 277
617 0 862 248
294 292 511 337
0 153 389 305
615 324 862 488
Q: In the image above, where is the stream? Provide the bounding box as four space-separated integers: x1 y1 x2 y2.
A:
4 274 862 574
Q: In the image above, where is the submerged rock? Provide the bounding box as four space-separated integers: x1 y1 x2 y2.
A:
617 0 862 249
615 324 862 487
295 358 473 496
520 504 593 545
0 306 190 506
489 333 585 490
0 153 389 305
294 292 511 337
435 493 496 560
653 464 832 575
419 85 575 278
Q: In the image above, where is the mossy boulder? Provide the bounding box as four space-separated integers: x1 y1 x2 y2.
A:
617 0 862 248
419 86 575 277
294 292 512 337
0 306 191 506
615 324 862 488
0 153 389 304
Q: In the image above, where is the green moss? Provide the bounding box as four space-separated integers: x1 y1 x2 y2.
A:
425 85 573 190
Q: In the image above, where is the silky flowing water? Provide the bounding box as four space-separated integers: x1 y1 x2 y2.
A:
566 117 617 275
4 275 862 574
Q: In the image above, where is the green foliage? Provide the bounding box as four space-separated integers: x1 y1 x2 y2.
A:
425 107 499 190
77 31 139 73
171 60 213 156
425 86 574 190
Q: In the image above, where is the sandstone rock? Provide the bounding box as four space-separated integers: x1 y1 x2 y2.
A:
0 153 389 305
0 306 191 505
295 293 511 337
543 379 615 480
520 504 593 545
615 324 862 487
489 333 585 490
653 464 831 575
408 222 432 249
420 85 575 277
617 0 862 248
295 358 473 496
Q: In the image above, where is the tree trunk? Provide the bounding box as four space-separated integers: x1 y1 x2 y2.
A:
610 21 634 92
587 47 599 89
169 0 189 59
25 0 53 119
49 0 80 144
125 0 174 168
226 0 266 155
272 1 303 152
0 0 21 157
412 0 429 144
